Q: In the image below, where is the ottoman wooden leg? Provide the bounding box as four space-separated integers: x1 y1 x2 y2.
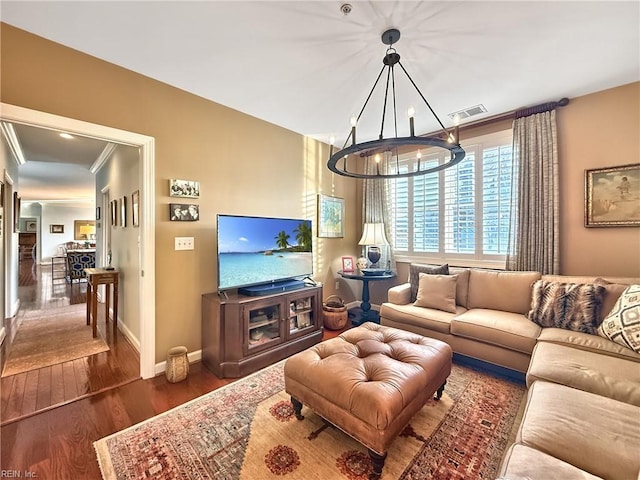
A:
368 450 387 479
435 380 446 400
290 396 304 420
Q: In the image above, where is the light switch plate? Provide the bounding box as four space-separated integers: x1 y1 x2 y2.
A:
175 237 194 250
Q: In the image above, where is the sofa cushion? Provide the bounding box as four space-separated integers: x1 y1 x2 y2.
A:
598 284 640 353
528 280 605 334
409 263 449 302
467 270 540 314
451 309 541 354
517 381 640 480
448 267 471 308
379 302 463 334
414 273 457 313
527 341 640 406
498 444 604 480
537 327 640 362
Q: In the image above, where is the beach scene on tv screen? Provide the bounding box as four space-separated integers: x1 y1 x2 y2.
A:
218 216 313 289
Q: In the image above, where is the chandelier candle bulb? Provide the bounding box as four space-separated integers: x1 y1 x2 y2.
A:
408 106 415 136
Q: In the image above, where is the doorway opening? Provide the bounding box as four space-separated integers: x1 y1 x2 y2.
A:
1 103 156 379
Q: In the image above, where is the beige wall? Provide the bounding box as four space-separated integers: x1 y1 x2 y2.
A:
559 82 640 277
96 145 141 340
1 24 357 362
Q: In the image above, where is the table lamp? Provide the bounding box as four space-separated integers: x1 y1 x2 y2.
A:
358 223 389 268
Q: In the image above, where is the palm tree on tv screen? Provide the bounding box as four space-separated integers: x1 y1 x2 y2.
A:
275 231 290 250
294 222 312 251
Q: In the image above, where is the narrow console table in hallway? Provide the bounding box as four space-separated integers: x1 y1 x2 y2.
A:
85 267 119 338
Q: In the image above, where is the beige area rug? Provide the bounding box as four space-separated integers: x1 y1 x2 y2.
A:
95 361 525 479
2 305 109 377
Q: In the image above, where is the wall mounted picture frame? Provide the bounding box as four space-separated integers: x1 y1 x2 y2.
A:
317 194 344 238
111 200 117 226
132 190 140 227
50 224 64 234
13 192 20 233
169 179 200 198
341 256 355 272
170 203 199 221
121 196 127 227
585 163 640 227
74 220 96 241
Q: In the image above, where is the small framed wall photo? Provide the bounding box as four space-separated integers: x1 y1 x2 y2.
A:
585 163 640 227
132 190 140 227
170 203 199 221
50 224 64 234
121 196 127 227
111 200 117 226
341 256 355 272
169 179 200 198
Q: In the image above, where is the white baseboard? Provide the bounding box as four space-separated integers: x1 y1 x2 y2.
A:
10 299 20 319
154 349 202 376
115 313 141 353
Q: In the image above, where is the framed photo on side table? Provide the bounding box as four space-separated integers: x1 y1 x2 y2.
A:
341 256 355 272
585 163 640 227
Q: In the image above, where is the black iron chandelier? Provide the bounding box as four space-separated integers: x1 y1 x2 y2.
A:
327 28 465 179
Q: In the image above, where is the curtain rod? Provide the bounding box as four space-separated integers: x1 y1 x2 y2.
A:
514 97 570 119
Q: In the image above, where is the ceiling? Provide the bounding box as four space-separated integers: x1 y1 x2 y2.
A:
1 1 639 201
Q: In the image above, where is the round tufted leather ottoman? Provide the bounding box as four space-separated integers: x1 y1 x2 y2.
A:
284 322 452 479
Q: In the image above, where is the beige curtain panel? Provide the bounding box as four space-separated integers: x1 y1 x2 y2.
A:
507 110 560 274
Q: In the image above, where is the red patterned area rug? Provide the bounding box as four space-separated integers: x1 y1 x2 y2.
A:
94 362 525 479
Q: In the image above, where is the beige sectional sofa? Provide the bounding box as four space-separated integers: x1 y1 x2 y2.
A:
379 266 640 479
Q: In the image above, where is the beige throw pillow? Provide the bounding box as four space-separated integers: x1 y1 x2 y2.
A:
414 273 458 313
409 263 449 303
597 284 640 353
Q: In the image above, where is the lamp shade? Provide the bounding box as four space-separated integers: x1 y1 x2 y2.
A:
358 223 389 246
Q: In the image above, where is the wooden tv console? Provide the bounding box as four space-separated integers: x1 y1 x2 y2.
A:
201 285 323 378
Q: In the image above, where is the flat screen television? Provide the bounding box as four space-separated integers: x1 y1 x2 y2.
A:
217 214 313 292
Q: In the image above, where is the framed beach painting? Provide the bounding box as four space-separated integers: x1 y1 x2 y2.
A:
585 163 640 227
317 194 344 238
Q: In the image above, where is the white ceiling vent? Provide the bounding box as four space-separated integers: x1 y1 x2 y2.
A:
448 104 488 123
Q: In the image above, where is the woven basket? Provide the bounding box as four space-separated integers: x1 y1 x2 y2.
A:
323 295 348 330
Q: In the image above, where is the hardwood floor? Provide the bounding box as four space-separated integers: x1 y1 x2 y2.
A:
1 258 140 426
1 271 349 479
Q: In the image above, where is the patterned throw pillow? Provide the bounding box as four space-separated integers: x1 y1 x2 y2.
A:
409 263 449 303
597 284 640 353
528 280 605 334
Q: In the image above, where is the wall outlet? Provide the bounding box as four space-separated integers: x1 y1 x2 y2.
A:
175 237 194 250
335 280 340 290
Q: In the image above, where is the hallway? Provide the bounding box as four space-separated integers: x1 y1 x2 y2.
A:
0 258 140 425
